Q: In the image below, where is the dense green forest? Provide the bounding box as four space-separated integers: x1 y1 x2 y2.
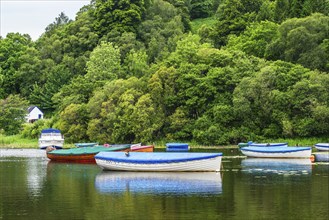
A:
0 0 328 145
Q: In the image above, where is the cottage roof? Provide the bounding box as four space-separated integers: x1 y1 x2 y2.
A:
27 106 43 114
27 106 36 113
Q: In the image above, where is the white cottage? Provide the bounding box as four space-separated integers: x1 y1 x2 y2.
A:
26 106 44 123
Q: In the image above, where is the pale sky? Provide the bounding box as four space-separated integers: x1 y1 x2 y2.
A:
0 0 90 40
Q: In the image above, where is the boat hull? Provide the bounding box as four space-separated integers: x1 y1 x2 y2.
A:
39 143 64 150
95 152 223 172
166 147 189 152
46 145 130 163
314 143 329 151
130 145 154 152
240 146 312 158
47 153 97 163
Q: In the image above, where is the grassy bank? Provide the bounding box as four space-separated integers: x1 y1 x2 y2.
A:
0 135 236 149
0 135 38 148
260 138 326 147
0 134 325 149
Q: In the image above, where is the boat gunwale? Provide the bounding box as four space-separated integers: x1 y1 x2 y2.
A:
314 143 329 148
74 143 98 147
166 148 189 152
249 143 288 147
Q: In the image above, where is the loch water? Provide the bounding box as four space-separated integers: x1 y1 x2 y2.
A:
0 148 328 220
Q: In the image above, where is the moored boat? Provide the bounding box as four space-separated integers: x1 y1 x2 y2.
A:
249 143 288 147
238 141 253 147
238 142 288 147
166 143 189 152
313 152 329 162
46 144 130 163
314 143 329 151
95 152 223 172
39 128 64 149
130 144 154 152
240 146 312 158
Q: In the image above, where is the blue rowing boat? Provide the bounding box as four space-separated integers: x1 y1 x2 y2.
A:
95 152 223 172
166 143 189 152
314 143 329 151
240 146 312 158
238 142 288 147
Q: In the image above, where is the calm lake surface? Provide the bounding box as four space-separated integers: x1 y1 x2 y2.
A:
0 148 328 220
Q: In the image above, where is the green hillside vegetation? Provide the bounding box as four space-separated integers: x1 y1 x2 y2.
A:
190 17 217 33
0 0 328 145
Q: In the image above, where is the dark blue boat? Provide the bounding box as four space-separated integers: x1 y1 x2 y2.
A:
166 143 189 152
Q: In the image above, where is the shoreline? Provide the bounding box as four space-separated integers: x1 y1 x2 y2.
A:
0 144 238 149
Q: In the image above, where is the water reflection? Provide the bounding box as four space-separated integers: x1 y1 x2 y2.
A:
241 158 312 175
0 149 48 197
95 171 222 195
46 160 100 178
26 159 48 196
1 149 328 220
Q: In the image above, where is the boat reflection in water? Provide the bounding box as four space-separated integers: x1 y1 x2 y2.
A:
95 172 222 195
313 152 329 162
241 158 312 175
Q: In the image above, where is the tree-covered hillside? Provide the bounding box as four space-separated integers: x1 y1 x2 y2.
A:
0 0 328 144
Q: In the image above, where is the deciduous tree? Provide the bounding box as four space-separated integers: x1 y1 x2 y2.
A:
0 95 29 135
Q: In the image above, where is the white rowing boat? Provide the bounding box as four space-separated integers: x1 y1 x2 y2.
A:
95 152 223 172
240 146 312 158
314 143 329 151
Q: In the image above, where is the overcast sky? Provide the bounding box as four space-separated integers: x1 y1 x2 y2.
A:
0 0 90 40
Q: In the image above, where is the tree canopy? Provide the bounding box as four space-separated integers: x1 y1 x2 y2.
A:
1 0 328 144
